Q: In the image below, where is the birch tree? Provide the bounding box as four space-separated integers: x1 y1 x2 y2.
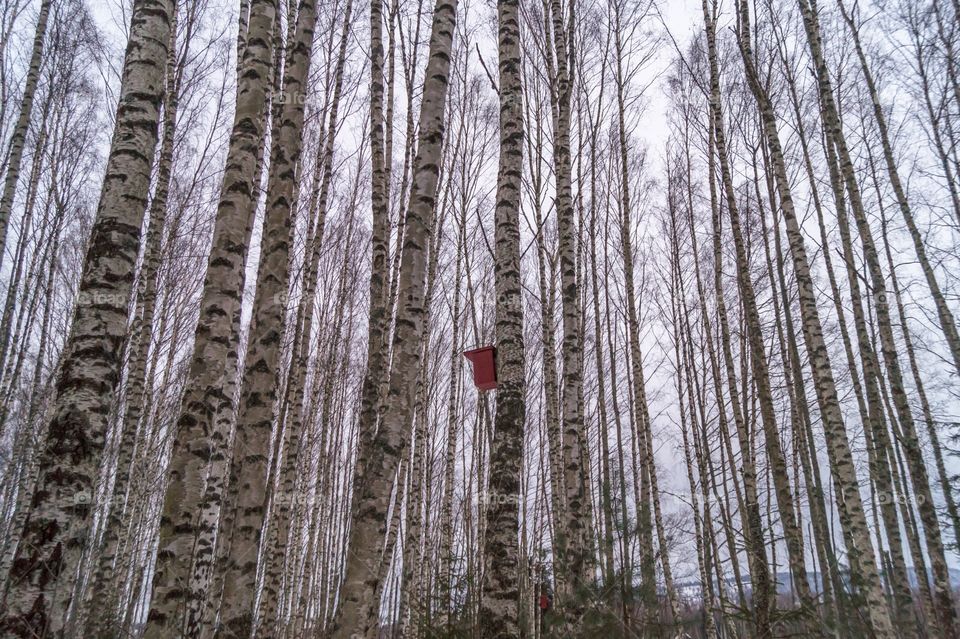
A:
0 0 173 633
145 0 277 634
332 0 458 633
480 0 526 630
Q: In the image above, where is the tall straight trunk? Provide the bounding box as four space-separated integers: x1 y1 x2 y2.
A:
193 220 261 639
0 100 51 439
869 300 938 621
838 0 960 381
201 19 283 629
366 0 402 448
756 141 843 633
437 216 464 633
776 60 868 629
545 0 589 626
674 141 729 633
299 203 361 632
282 208 358 634
737 2 895 635
348 0 393 608
823 124 920 631
461 214 493 634
479 0 526 630
384 1 426 338
85 18 183 636
0 0 172 634
522 79 565 560
0 209 60 591
797 1 958 634
380 124 452 632
669 217 718 638
332 0 457 633
399 393 426 636
600 205 635 621
710 30 817 632
0 0 51 265
705 2 821 631
679 112 751 616
573 127 599 587
144 0 277 634
621 261 679 623
398 178 448 634
218 0 320 626
0 71 52 404
533 201 565 561
608 5 657 619
869 144 960 551
772 43 862 628
118 300 183 630
701 40 772 632
257 1 353 627
539 238 566 567
584 68 620 604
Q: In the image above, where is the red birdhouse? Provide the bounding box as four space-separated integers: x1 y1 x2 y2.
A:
463 346 497 390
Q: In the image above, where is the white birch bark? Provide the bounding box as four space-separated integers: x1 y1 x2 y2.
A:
0 0 51 265
544 0 590 627
797 1 957 633
144 0 277 634
217 0 321 630
331 0 458 634
0 0 172 633
479 0 526 631
737 2 895 635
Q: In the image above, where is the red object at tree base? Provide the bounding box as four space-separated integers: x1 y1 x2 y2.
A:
463 346 497 390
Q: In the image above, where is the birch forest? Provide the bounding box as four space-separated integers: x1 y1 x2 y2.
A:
2 0 960 636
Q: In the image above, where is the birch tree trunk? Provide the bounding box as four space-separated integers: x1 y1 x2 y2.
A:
201 18 283 630
737 2 895 635
797 1 958 634
703 3 816 631
706 196 772 636
666 198 718 638
527 118 565 564
837 0 960 381
437 217 465 633
871 146 960 552
144 0 277 634
85 17 184 635
217 0 320 631
0 71 53 439
479 0 525 631
257 0 353 629
0 209 61 592
354 0 392 473
332 0 458 633
0 0 172 634
334 0 393 622
0 0 50 265
397 172 449 634
545 0 590 627
822 121 919 631
607 5 659 620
